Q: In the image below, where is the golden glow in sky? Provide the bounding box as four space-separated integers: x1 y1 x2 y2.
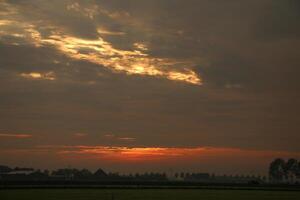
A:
0 1 202 85
39 34 201 85
17 145 300 163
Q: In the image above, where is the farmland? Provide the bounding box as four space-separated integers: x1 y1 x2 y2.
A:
1 189 300 200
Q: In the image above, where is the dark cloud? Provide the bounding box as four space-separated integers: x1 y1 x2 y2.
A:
255 0 300 40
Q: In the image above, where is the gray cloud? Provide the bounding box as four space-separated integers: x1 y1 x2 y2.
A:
255 0 300 40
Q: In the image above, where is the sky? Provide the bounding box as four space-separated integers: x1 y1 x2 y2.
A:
0 0 300 175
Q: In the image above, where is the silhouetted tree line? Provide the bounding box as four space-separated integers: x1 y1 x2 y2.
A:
0 165 264 184
0 165 167 181
269 158 300 183
2 159 299 184
174 172 210 181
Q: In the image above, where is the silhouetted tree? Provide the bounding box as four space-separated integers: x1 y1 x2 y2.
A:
174 172 179 178
269 158 286 182
0 165 12 173
14 167 34 171
29 169 49 180
43 170 50 176
52 168 78 180
135 173 140 179
285 159 298 175
94 168 107 178
180 172 185 179
76 169 93 179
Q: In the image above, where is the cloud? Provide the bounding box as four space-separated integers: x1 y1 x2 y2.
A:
255 0 300 40
0 1 202 85
74 133 88 137
34 32 201 85
103 134 136 142
20 71 56 81
104 134 115 138
0 133 32 138
133 42 148 51
97 27 126 36
118 137 136 141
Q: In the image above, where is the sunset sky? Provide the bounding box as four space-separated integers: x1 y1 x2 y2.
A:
0 0 300 175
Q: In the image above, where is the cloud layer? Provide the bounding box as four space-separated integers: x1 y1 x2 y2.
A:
1 0 300 173
0 0 201 85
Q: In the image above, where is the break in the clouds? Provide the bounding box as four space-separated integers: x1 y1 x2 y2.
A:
1 0 300 173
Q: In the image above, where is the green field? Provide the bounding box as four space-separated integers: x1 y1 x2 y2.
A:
1 189 300 200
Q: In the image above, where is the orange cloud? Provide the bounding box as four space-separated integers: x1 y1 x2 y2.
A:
0 133 33 138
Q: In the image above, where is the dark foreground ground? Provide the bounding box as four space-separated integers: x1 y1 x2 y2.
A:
1 189 300 200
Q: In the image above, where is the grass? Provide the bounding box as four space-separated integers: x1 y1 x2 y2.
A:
1 189 300 200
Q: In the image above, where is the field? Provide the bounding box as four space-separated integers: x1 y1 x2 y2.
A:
1 189 300 200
